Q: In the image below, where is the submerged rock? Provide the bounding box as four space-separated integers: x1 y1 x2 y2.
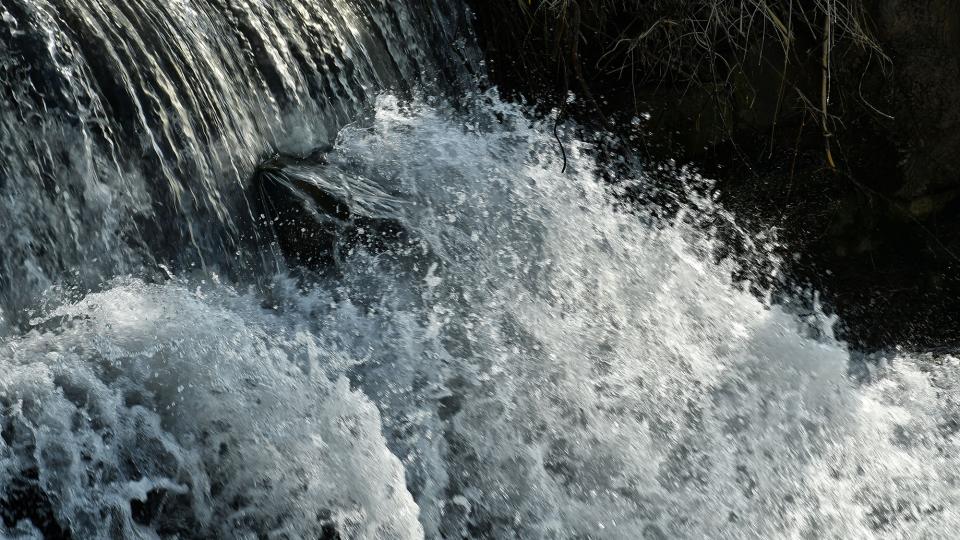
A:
250 152 408 273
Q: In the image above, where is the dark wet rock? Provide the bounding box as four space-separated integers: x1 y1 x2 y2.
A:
250 153 408 274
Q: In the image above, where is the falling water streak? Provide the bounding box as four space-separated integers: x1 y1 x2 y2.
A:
0 0 472 317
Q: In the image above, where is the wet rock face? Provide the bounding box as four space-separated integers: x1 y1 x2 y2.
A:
874 1 960 206
250 154 407 274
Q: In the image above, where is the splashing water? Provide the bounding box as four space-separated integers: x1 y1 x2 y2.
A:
2 280 421 538
2 93 959 538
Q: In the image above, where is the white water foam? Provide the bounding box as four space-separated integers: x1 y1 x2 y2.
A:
2 94 959 538
1 279 422 538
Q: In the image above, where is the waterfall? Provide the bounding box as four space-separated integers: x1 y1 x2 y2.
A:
0 0 472 320
1 2 959 539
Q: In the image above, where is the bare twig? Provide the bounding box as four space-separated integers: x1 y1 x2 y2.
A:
821 0 836 170
528 0 885 146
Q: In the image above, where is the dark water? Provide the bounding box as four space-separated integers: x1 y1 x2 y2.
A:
1 1 959 538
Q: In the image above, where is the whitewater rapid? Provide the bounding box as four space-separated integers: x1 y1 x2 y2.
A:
2 94 959 538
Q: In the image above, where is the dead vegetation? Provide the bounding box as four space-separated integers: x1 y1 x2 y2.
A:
515 0 889 169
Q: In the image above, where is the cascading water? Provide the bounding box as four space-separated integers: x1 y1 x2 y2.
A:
1 1 959 539
0 0 472 319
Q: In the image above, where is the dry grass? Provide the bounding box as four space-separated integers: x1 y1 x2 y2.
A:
517 0 889 168
524 1 883 78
